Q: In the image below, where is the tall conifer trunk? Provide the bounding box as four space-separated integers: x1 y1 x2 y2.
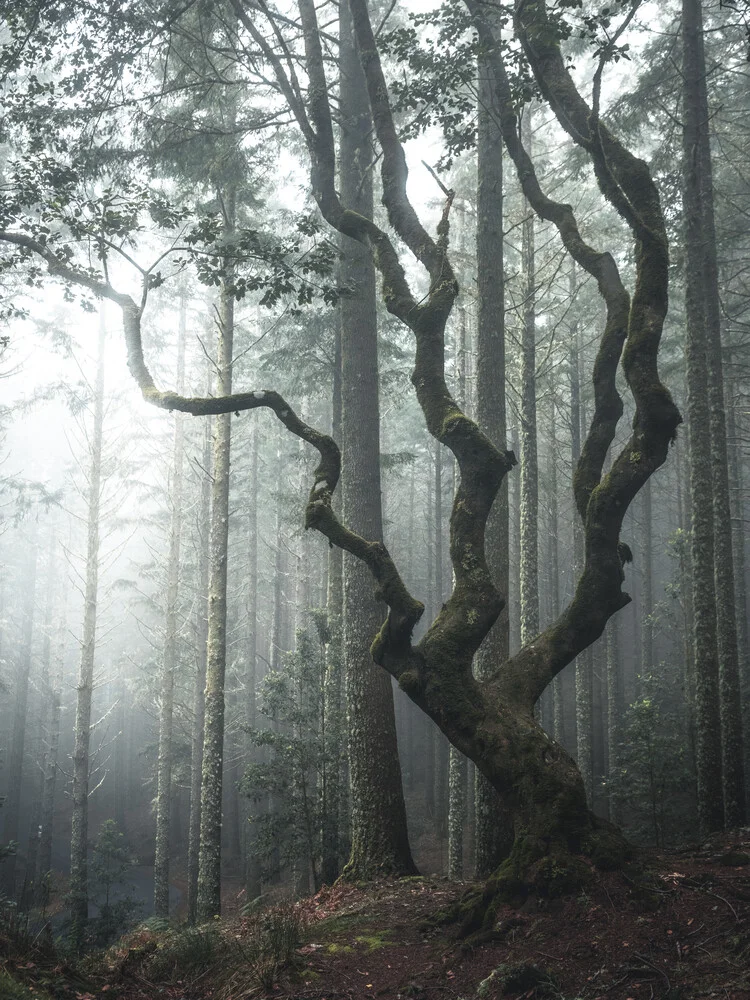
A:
69 310 106 950
38 539 64 898
682 0 733 833
0 529 38 901
188 345 212 924
197 185 236 921
520 106 539 652
245 421 262 899
154 295 186 918
474 21 513 876
338 0 415 878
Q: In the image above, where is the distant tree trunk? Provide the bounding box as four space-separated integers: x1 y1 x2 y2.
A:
339 0 415 879
244 421 262 900
548 402 564 744
570 262 592 799
154 295 187 919
682 0 727 835
689 0 746 826
448 290 469 879
520 105 539 652
606 616 622 823
188 348 212 925
474 24 513 877
433 445 450 848
322 321 343 885
725 339 750 786
69 310 106 950
640 480 654 680
197 184 236 921
38 541 65 897
24 532 58 906
0 529 38 901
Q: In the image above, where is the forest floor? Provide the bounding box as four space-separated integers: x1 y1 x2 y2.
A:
2 830 750 1000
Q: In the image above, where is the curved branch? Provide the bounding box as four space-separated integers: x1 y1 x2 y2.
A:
468 0 682 708
0 229 424 650
467 3 629 523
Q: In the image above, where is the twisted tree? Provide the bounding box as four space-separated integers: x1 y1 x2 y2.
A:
0 0 680 914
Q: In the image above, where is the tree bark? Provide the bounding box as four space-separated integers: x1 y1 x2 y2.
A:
69 309 106 950
682 0 728 834
338 0 415 878
322 318 344 885
187 344 212 924
520 105 539 651
197 185 236 921
38 537 65 897
474 22 513 877
691 0 746 825
0 529 38 901
244 420 263 900
154 293 186 919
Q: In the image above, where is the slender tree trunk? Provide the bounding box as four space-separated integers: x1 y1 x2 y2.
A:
691 2 746 825
339 0 415 878
520 105 539 652
725 338 750 790
69 310 106 950
38 542 65 899
24 531 58 906
154 295 187 919
197 185 236 921
188 345 212 924
641 479 654 679
245 421 263 899
0 530 38 901
570 262 592 798
322 321 343 884
548 402 564 744
606 616 622 823
448 287 468 879
474 24 513 877
682 0 726 834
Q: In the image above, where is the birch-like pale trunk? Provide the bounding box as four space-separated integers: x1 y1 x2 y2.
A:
187 346 212 924
24 531 57 906
69 310 106 950
244 421 262 899
154 294 187 919
38 541 65 899
196 185 236 921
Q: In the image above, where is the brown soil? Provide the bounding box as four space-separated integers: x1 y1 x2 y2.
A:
4 832 750 1000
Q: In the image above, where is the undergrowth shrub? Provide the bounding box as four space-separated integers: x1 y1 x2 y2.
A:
144 924 225 983
221 902 303 996
102 902 302 995
103 922 226 985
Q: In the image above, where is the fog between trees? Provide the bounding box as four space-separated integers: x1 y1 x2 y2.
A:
1 0 749 950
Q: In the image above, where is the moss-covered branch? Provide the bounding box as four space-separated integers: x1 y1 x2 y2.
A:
0 229 425 652
463 0 682 707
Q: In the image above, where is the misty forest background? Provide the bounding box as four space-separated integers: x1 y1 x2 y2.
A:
1 0 749 953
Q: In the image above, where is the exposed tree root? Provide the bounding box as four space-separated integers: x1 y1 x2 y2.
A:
434 820 635 940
